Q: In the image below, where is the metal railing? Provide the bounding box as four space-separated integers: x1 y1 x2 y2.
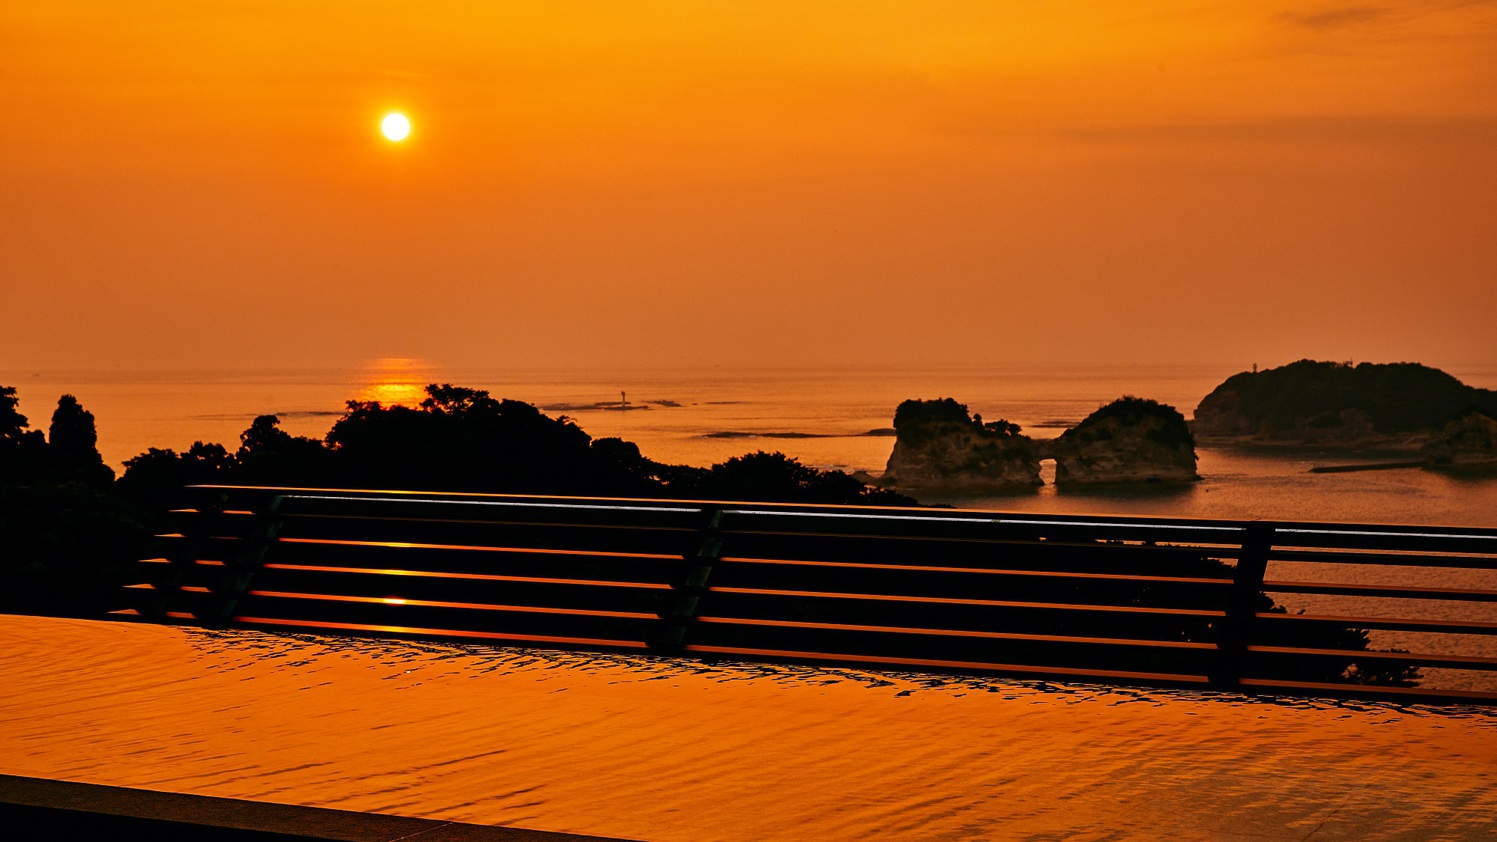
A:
114 485 1497 704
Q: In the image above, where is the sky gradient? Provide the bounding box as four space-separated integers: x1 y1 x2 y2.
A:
5 2 1495 372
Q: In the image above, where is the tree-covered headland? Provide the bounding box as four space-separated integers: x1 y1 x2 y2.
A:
1194 360 1497 442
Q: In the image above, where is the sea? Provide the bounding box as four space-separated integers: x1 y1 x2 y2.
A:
3 362 1496 838
7 359 1497 526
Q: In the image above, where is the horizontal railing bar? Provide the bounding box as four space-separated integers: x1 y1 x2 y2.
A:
1261 580 1497 602
718 556 1233 586
1254 612 1497 635
718 529 1245 556
243 590 658 620
1245 645 1497 671
278 513 700 534
280 493 705 515
155 533 268 549
277 536 683 561
723 508 1244 534
260 563 676 590
1268 548 1497 569
1268 534 1497 555
262 548 686 586
719 530 1246 550
694 616 1216 650
702 586 1227 618
1275 525 1497 542
171 507 699 537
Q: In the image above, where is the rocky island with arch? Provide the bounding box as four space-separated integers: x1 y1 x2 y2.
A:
882 396 1199 493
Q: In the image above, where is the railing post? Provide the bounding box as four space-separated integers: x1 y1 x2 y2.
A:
652 508 723 653
1211 520 1275 689
201 493 283 626
145 488 226 620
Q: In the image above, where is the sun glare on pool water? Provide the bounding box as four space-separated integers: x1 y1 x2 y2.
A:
381 113 410 141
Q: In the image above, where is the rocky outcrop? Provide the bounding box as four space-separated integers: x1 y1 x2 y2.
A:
1047 397 1199 485
883 398 1040 491
1421 410 1497 468
1193 360 1497 447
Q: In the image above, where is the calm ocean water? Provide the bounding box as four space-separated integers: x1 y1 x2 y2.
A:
7 360 1496 526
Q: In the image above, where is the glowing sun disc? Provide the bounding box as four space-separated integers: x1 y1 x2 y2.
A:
381 113 411 141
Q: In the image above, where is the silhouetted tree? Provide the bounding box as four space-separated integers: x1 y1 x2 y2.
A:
116 442 238 512
588 437 672 497
420 383 499 416
235 415 333 486
47 394 114 486
0 387 146 615
1 386 27 439
0 385 49 483
324 385 639 495
673 451 916 505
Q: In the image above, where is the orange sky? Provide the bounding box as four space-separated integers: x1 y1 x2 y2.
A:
4 2 1495 372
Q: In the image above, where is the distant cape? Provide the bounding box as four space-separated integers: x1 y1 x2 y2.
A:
1191 359 1497 449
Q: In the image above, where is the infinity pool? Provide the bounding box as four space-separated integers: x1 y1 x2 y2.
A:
2 615 1494 841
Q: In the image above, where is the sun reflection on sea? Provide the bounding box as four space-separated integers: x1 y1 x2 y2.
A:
355 358 432 406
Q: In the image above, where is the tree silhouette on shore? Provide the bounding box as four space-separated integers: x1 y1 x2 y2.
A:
0 390 143 616
109 383 915 509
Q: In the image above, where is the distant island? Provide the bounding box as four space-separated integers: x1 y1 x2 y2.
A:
1193 360 1497 458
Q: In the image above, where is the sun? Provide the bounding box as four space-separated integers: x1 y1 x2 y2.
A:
381 113 411 141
